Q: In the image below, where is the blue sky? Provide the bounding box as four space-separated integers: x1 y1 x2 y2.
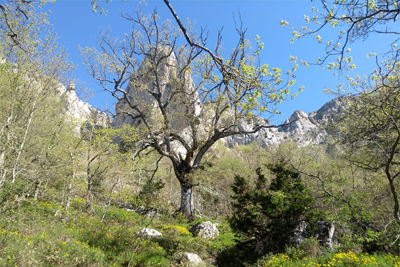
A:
46 0 392 123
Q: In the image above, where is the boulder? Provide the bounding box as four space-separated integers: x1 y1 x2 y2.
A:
178 252 203 265
137 228 162 238
313 221 338 251
292 220 309 245
189 221 219 240
291 221 338 250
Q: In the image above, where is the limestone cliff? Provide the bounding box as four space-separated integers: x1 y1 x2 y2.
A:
62 82 109 128
112 47 201 131
110 46 348 148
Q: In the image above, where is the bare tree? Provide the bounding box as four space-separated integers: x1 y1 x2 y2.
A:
81 6 299 219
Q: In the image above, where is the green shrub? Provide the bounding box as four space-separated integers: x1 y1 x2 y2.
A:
298 238 320 258
227 163 314 264
129 239 169 267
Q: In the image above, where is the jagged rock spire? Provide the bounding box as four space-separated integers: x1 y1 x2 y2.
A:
67 82 75 91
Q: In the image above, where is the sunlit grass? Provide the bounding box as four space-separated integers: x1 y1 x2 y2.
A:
1 198 399 266
0 198 220 266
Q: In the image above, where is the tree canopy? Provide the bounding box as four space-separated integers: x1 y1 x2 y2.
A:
81 2 302 219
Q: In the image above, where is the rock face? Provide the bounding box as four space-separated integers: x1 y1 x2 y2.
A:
62 82 109 129
189 221 219 240
291 221 309 245
111 47 350 148
112 46 201 131
2 55 109 132
313 221 338 251
111 47 201 156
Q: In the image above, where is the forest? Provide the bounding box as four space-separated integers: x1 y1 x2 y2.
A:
1 0 400 266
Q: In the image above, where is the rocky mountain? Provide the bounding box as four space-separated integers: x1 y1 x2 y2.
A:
223 96 349 148
110 47 349 149
1 52 109 131
112 46 201 132
70 71 347 148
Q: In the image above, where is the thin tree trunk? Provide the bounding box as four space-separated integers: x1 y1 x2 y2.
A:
12 100 36 183
388 176 400 226
64 176 74 214
34 179 42 200
86 177 92 211
85 126 94 212
0 150 5 180
0 126 11 187
63 151 76 221
101 177 120 223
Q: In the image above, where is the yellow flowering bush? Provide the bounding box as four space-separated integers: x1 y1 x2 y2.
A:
163 225 190 235
264 251 400 267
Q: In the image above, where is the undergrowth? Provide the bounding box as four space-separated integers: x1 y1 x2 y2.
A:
0 198 398 266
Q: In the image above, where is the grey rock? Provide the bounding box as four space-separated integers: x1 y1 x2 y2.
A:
223 96 350 148
112 46 201 132
313 221 338 251
178 252 203 265
111 47 201 156
292 221 338 250
189 221 219 240
137 228 162 238
292 220 309 245
1 56 109 133
62 82 109 130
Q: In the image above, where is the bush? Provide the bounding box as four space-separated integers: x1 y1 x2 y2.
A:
298 237 320 258
227 163 314 263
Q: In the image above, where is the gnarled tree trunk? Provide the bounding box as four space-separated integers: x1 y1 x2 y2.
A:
175 166 196 220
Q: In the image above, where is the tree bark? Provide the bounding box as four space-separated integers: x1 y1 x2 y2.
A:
34 179 42 200
178 181 194 219
174 165 196 220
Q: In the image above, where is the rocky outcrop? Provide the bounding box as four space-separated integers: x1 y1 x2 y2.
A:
313 221 338 251
62 82 109 129
1 54 109 132
112 46 201 131
291 221 338 251
189 221 219 240
291 220 309 245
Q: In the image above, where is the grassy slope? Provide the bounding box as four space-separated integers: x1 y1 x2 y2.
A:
0 198 398 266
0 198 234 266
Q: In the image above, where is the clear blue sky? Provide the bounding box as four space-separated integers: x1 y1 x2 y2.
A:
46 0 392 123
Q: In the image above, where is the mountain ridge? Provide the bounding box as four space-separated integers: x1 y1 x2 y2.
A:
221 96 348 148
